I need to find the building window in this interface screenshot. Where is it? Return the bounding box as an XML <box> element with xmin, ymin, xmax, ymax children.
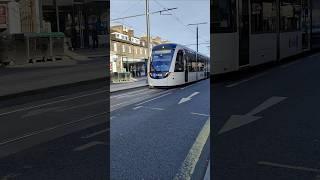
<box><xmin>251</xmin><ymin>0</ymin><xmax>277</xmax><ymax>33</ymax></box>
<box><xmin>122</xmin><ymin>44</ymin><xmax>125</xmax><ymax>52</ymax></box>
<box><xmin>144</xmin><ymin>49</ymin><xmax>147</xmax><ymax>55</ymax></box>
<box><xmin>135</xmin><ymin>47</ymin><xmax>138</xmax><ymax>54</ymax></box>
<box><xmin>114</xmin><ymin>43</ymin><xmax>117</xmax><ymax>52</ymax></box>
<box><xmin>140</xmin><ymin>48</ymin><xmax>142</xmax><ymax>54</ymax></box>
<box><xmin>129</xmin><ymin>46</ymin><xmax>132</xmax><ymax>53</ymax></box>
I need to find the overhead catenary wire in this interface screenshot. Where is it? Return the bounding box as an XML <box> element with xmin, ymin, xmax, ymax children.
<box><xmin>112</xmin><ymin>0</ymin><xmax>144</xmax><ymax>19</ymax></box>
<box><xmin>152</xmin><ymin>0</ymin><xmax>209</xmax><ymax>43</ymax></box>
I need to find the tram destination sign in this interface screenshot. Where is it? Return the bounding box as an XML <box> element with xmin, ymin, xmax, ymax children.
<box><xmin>153</xmin><ymin>49</ymin><xmax>172</xmax><ymax>54</ymax></box>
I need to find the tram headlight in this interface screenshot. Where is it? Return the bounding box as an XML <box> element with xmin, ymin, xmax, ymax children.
<box><xmin>164</xmin><ymin>72</ymin><xmax>170</xmax><ymax>78</ymax></box>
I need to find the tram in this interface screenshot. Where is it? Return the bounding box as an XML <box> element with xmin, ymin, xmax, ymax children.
<box><xmin>212</xmin><ymin>0</ymin><xmax>320</xmax><ymax>75</ymax></box>
<box><xmin>148</xmin><ymin>43</ymin><xmax>210</xmax><ymax>87</ymax></box>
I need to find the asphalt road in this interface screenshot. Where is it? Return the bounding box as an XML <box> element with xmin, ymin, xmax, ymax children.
<box><xmin>111</xmin><ymin>79</ymin><xmax>210</xmax><ymax>179</ymax></box>
<box><xmin>212</xmin><ymin>53</ymin><xmax>320</xmax><ymax>180</ymax></box>
<box><xmin>0</xmin><ymin>81</ymin><xmax>109</xmax><ymax>180</ymax></box>
<box><xmin>0</xmin><ymin>76</ymin><xmax>210</xmax><ymax>179</ymax></box>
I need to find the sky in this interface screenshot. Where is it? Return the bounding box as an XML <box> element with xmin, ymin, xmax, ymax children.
<box><xmin>110</xmin><ymin>0</ymin><xmax>210</xmax><ymax>56</ymax></box>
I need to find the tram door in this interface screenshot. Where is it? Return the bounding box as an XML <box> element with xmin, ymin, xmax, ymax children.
<box><xmin>239</xmin><ymin>0</ymin><xmax>250</xmax><ymax>66</ymax></box>
<box><xmin>184</xmin><ymin>52</ymin><xmax>188</xmax><ymax>83</ymax></box>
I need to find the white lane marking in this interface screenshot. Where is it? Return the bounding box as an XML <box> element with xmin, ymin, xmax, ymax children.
<box><xmin>1</xmin><ymin>173</ymin><xmax>21</xmax><ymax>179</ymax></box>
<box><xmin>204</xmin><ymin>161</ymin><xmax>210</xmax><ymax>180</ymax></box>
<box><xmin>0</xmin><ymin>90</ymin><xmax>107</xmax><ymax>117</ymax></box>
<box><xmin>136</xmin><ymin>92</ymin><xmax>172</xmax><ymax>106</ymax></box>
<box><xmin>178</xmin><ymin>92</ymin><xmax>200</xmax><ymax>104</ymax></box>
<box><xmin>181</xmin><ymin>83</ymin><xmax>196</xmax><ymax>90</ymax></box>
<box><xmin>150</xmin><ymin>107</ymin><xmax>164</xmax><ymax>111</ymax></box>
<box><xmin>81</xmin><ymin>129</ymin><xmax>108</xmax><ymax>139</ymax></box>
<box><xmin>111</xmin><ymin>89</ymin><xmax>156</xmax><ymax>99</ymax></box>
<box><xmin>73</xmin><ymin>141</ymin><xmax>106</xmax><ymax>151</ymax></box>
<box><xmin>219</xmin><ymin>96</ymin><xmax>287</xmax><ymax>134</ymax></box>
<box><xmin>133</xmin><ymin>106</ymin><xmax>143</xmax><ymax>110</ymax></box>
<box><xmin>226</xmin><ymin>72</ymin><xmax>267</xmax><ymax>88</ymax></box>
<box><xmin>308</xmin><ymin>54</ymin><xmax>320</xmax><ymax>59</ymax></box>
<box><xmin>174</xmin><ymin>118</ymin><xmax>210</xmax><ymax>180</ymax></box>
<box><xmin>57</xmin><ymin>99</ymin><xmax>107</xmax><ymax>112</ymax></box>
<box><xmin>258</xmin><ymin>161</ymin><xmax>320</xmax><ymax>173</ymax></box>
<box><xmin>21</xmin><ymin>106</ymin><xmax>62</xmax><ymax>118</ymax></box>
<box><xmin>0</xmin><ymin>112</ymin><xmax>107</xmax><ymax>146</ymax></box>
<box><xmin>191</xmin><ymin>112</ymin><xmax>210</xmax><ymax>117</ymax></box>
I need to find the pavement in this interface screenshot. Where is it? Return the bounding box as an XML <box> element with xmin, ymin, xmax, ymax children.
<box><xmin>212</xmin><ymin>53</ymin><xmax>320</xmax><ymax>180</ymax></box>
<box><xmin>0</xmin><ymin>56</ymin><xmax>107</xmax><ymax>98</ymax></box>
<box><xmin>110</xmin><ymin>76</ymin><xmax>147</xmax><ymax>92</ymax></box>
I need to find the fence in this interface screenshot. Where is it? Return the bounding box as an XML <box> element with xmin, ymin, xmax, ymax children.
<box><xmin>0</xmin><ymin>32</ymin><xmax>65</xmax><ymax>65</ymax></box>
<box><xmin>111</xmin><ymin>72</ymin><xmax>131</xmax><ymax>83</ymax></box>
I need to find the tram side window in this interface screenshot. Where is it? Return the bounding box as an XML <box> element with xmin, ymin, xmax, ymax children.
<box><xmin>189</xmin><ymin>53</ymin><xmax>197</xmax><ymax>72</ymax></box>
<box><xmin>175</xmin><ymin>50</ymin><xmax>184</xmax><ymax>72</ymax></box>
<box><xmin>280</xmin><ymin>0</ymin><xmax>301</xmax><ymax>32</ymax></box>
<box><xmin>201</xmin><ymin>57</ymin><xmax>205</xmax><ymax>71</ymax></box>
<box><xmin>213</xmin><ymin>0</ymin><xmax>237</xmax><ymax>33</ymax></box>
<box><xmin>251</xmin><ymin>0</ymin><xmax>277</xmax><ymax>33</ymax></box>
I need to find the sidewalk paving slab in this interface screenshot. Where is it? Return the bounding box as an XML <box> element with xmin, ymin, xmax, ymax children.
<box><xmin>110</xmin><ymin>77</ymin><xmax>148</xmax><ymax>93</ymax></box>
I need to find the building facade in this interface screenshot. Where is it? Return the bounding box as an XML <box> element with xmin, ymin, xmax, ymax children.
<box><xmin>110</xmin><ymin>24</ymin><xmax>169</xmax><ymax>77</ymax></box>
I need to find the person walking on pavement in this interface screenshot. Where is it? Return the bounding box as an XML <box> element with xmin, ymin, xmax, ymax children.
<box><xmin>71</xmin><ymin>25</ymin><xmax>77</xmax><ymax>51</ymax></box>
<box><xmin>92</xmin><ymin>26</ymin><xmax>99</xmax><ymax>49</ymax></box>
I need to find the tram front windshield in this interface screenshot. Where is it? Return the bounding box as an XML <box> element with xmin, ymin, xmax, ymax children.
<box><xmin>150</xmin><ymin>49</ymin><xmax>174</xmax><ymax>73</ymax></box>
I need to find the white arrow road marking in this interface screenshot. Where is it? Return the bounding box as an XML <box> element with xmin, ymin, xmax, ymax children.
<box><xmin>219</xmin><ymin>96</ymin><xmax>287</xmax><ymax>134</ymax></box>
<box><xmin>73</xmin><ymin>141</ymin><xmax>106</xmax><ymax>151</ymax></box>
<box><xmin>178</xmin><ymin>92</ymin><xmax>200</xmax><ymax>104</ymax></box>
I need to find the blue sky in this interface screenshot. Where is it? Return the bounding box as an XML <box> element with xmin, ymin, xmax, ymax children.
<box><xmin>111</xmin><ymin>0</ymin><xmax>210</xmax><ymax>56</ymax></box>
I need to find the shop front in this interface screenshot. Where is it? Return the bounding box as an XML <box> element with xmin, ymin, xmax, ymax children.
<box><xmin>42</xmin><ymin>0</ymin><xmax>107</xmax><ymax>49</ymax></box>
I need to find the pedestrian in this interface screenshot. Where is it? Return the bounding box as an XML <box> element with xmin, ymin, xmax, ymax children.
<box><xmin>71</xmin><ymin>26</ymin><xmax>77</xmax><ymax>51</ymax></box>
<box><xmin>138</xmin><ymin>66</ymin><xmax>141</xmax><ymax>77</ymax></box>
<box><xmin>92</xmin><ymin>26</ymin><xmax>98</xmax><ymax>49</ymax></box>
<box><xmin>133</xmin><ymin>65</ymin><xmax>137</xmax><ymax>78</ymax></box>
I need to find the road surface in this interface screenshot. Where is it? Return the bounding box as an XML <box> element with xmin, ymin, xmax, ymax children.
<box><xmin>212</xmin><ymin>53</ymin><xmax>320</xmax><ymax>180</ymax></box>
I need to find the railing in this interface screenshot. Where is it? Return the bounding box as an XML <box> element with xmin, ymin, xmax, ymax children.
<box><xmin>111</xmin><ymin>72</ymin><xmax>131</xmax><ymax>83</ymax></box>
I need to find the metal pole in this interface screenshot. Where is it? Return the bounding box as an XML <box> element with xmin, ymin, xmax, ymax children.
<box><xmin>54</xmin><ymin>0</ymin><xmax>60</xmax><ymax>32</ymax></box>
<box><xmin>196</xmin><ymin>25</ymin><xmax>199</xmax><ymax>52</ymax></box>
<box><xmin>38</xmin><ymin>0</ymin><xmax>43</xmax><ymax>32</ymax></box>
<box><xmin>146</xmin><ymin>0</ymin><xmax>150</xmax><ymax>82</ymax></box>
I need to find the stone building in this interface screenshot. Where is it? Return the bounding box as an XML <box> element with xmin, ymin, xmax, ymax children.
<box><xmin>110</xmin><ymin>24</ymin><xmax>169</xmax><ymax>77</ymax></box>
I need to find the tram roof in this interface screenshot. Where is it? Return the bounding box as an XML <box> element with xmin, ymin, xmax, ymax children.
<box><xmin>153</xmin><ymin>43</ymin><xmax>209</xmax><ymax>59</ymax></box>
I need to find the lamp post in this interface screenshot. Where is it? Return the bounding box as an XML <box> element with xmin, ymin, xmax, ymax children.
<box><xmin>145</xmin><ymin>0</ymin><xmax>150</xmax><ymax>83</ymax></box>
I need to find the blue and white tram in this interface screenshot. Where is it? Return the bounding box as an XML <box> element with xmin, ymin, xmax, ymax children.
<box><xmin>148</xmin><ymin>43</ymin><xmax>209</xmax><ymax>87</ymax></box>
<box><xmin>212</xmin><ymin>0</ymin><xmax>319</xmax><ymax>75</ymax></box>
